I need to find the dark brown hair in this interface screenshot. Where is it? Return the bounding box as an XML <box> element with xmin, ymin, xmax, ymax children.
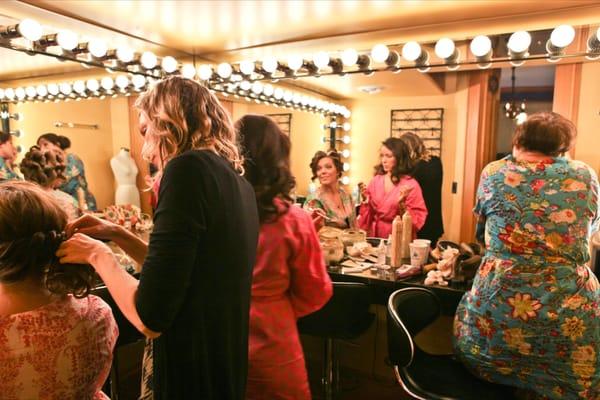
<box><xmin>236</xmin><ymin>114</ymin><xmax>295</xmax><ymax>224</ymax></box>
<box><xmin>0</xmin><ymin>181</ymin><xmax>94</xmax><ymax>297</ymax></box>
<box><xmin>310</xmin><ymin>150</ymin><xmax>343</xmax><ymax>181</ymax></box>
<box><xmin>400</xmin><ymin>132</ymin><xmax>430</xmax><ymax>162</ymax></box>
<box><xmin>0</xmin><ymin>132</ymin><xmax>12</xmax><ymax>145</ymax></box>
<box><xmin>375</xmin><ymin>137</ymin><xmax>415</xmax><ymax>183</ymax></box>
<box><xmin>135</xmin><ymin>76</ymin><xmax>243</xmax><ymax>173</ymax></box>
<box><xmin>512</xmin><ymin>112</ymin><xmax>576</xmax><ymax>157</ymax></box>
<box><xmin>20</xmin><ymin>146</ymin><xmax>66</xmax><ymax>188</ymax></box>
<box><xmin>37</xmin><ymin>133</ymin><xmax>71</xmax><ymax>150</ymax></box>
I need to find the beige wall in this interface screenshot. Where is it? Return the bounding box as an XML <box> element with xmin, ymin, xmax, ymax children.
<box><xmin>575</xmin><ymin>62</ymin><xmax>600</xmax><ymax>173</ymax></box>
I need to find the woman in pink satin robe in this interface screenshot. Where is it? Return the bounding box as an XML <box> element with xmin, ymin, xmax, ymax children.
<box><xmin>237</xmin><ymin>114</ymin><xmax>333</xmax><ymax>400</ymax></box>
<box><xmin>358</xmin><ymin>137</ymin><xmax>428</xmax><ymax>239</ymax></box>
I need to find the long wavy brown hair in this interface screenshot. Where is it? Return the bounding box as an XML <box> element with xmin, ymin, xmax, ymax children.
<box><xmin>0</xmin><ymin>181</ymin><xmax>94</xmax><ymax>298</ymax></box>
<box><xmin>135</xmin><ymin>76</ymin><xmax>243</xmax><ymax>173</ymax></box>
<box><xmin>20</xmin><ymin>146</ymin><xmax>66</xmax><ymax>188</ymax></box>
<box><xmin>236</xmin><ymin>114</ymin><xmax>295</xmax><ymax>224</ymax></box>
<box><xmin>374</xmin><ymin>137</ymin><xmax>415</xmax><ymax>183</ymax></box>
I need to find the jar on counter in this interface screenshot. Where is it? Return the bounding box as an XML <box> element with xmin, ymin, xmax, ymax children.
<box><xmin>320</xmin><ymin>237</ymin><xmax>344</xmax><ymax>266</ymax></box>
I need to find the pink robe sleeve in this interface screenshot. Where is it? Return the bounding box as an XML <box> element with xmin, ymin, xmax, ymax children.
<box><xmin>289</xmin><ymin>210</ymin><xmax>333</xmax><ymax>318</ymax></box>
<box><xmin>406</xmin><ymin>180</ymin><xmax>428</xmax><ymax>232</ymax></box>
<box><xmin>357</xmin><ymin>179</ymin><xmax>376</xmax><ymax>233</ymax></box>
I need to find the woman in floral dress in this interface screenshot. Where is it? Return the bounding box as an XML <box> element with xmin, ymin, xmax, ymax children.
<box><xmin>454</xmin><ymin>112</ymin><xmax>600</xmax><ymax>399</ymax></box>
<box><xmin>0</xmin><ymin>132</ymin><xmax>20</xmax><ymax>181</ymax></box>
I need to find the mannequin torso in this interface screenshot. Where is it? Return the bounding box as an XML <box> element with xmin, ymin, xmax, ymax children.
<box><xmin>110</xmin><ymin>148</ymin><xmax>140</xmax><ymax>207</ymax></box>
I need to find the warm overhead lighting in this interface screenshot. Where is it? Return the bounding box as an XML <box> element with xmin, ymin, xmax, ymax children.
<box><xmin>313</xmin><ymin>51</ymin><xmax>330</xmax><ymax>69</ymax></box>
<box><xmin>341</xmin><ymin>176</ymin><xmax>350</xmax><ymax>185</ymax></box>
<box><xmin>239</xmin><ymin>60</ymin><xmax>255</xmax><ymax>75</ymax></box>
<box><xmin>197</xmin><ymin>65</ymin><xmax>213</xmax><ymax>80</ymax></box>
<box><xmin>287</xmin><ymin>54</ymin><xmax>304</xmax><ymax>71</ymax></box>
<box><xmin>273</xmin><ymin>87</ymin><xmax>284</xmax><ymax>99</ymax></box>
<box><xmin>240</xmin><ymin>80</ymin><xmax>252</xmax><ymax>91</ymax></box>
<box><xmin>56</xmin><ymin>30</ymin><xmax>78</xmax><ymax>51</ymax></box>
<box><xmin>343</xmin><ymin>163</ymin><xmax>350</xmax><ymax>172</ymax></box>
<box><xmin>263</xmin><ymin>84</ymin><xmax>274</xmax><ymax>96</ymax></box>
<box><xmin>132</xmin><ymin>74</ymin><xmax>146</xmax><ymax>88</ymax></box>
<box><xmin>341</xmin><ymin>149</ymin><xmax>350</xmax><ymax>158</ymax></box>
<box><xmin>505</xmin><ymin>67</ymin><xmax>526</xmax><ymax>120</ymax></box>
<box><xmin>140</xmin><ymin>51</ymin><xmax>158</xmax><ymax>69</ymax></box>
<box><xmin>342</xmin><ymin>122</ymin><xmax>351</xmax><ymax>131</ymax></box>
<box><xmin>547</xmin><ymin>25</ymin><xmax>575</xmax><ymax>61</ymax></box>
<box><xmin>59</xmin><ymin>82</ymin><xmax>72</xmax><ymax>95</ymax></box>
<box><xmin>73</xmin><ymin>80</ymin><xmax>86</xmax><ymax>94</ymax></box>
<box><xmin>4</xmin><ymin>88</ymin><xmax>15</xmax><ymax>100</ymax></box>
<box><xmin>161</xmin><ymin>56</ymin><xmax>178</xmax><ymax>73</ymax></box>
<box><xmin>341</xmin><ymin>48</ymin><xmax>359</xmax><ymax>66</ymax></box>
<box><xmin>86</xmin><ymin>79</ymin><xmax>100</xmax><ymax>92</ymax></box>
<box><xmin>371</xmin><ymin>43</ymin><xmax>399</xmax><ymax>67</ymax></box>
<box><xmin>47</xmin><ymin>84</ymin><xmax>59</xmax><ymax>96</ymax></box>
<box><xmin>0</xmin><ymin>18</ymin><xmax>43</xmax><ymax>41</ymax></box>
<box><xmin>181</xmin><ymin>64</ymin><xmax>196</xmax><ymax>79</ymax></box>
<box><xmin>251</xmin><ymin>81</ymin><xmax>263</xmax><ymax>94</ymax></box>
<box><xmin>217</xmin><ymin>63</ymin><xmax>233</xmax><ymax>79</ymax></box>
<box><xmin>88</xmin><ymin>39</ymin><xmax>108</xmax><ymax>58</ymax></box>
<box><xmin>342</xmin><ymin>135</ymin><xmax>351</xmax><ymax>144</ymax></box>
<box><xmin>435</xmin><ymin>38</ymin><xmax>460</xmax><ymax>69</ymax></box>
<box><xmin>116</xmin><ymin>46</ymin><xmax>135</xmax><ymax>63</ymax></box>
<box><xmin>470</xmin><ymin>35</ymin><xmax>493</xmax><ymax>68</ymax></box>
<box><xmin>15</xmin><ymin>87</ymin><xmax>26</xmax><ymax>100</ymax></box>
<box><xmin>402</xmin><ymin>41</ymin><xmax>422</xmax><ymax>62</ymax></box>
<box><xmin>115</xmin><ymin>75</ymin><xmax>129</xmax><ymax>89</ymax></box>
<box><xmin>261</xmin><ymin>56</ymin><xmax>278</xmax><ymax>74</ymax></box>
<box><xmin>507</xmin><ymin>31</ymin><xmax>531</xmax><ymax>66</ymax></box>
<box><xmin>25</xmin><ymin>86</ymin><xmax>37</xmax><ymax>98</ymax></box>
<box><xmin>101</xmin><ymin>77</ymin><xmax>115</xmax><ymax>90</ymax></box>
<box><xmin>36</xmin><ymin>85</ymin><xmax>48</xmax><ymax>97</ymax></box>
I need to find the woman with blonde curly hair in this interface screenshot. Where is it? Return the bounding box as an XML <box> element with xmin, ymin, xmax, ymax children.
<box><xmin>58</xmin><ymin>76</ymin><xmax>259</xmax><ymax>400</ymax></box>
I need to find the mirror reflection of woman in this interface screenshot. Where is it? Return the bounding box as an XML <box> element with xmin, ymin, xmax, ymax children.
<box><xmin>303</xmin><ymin>150</ymin><xmax>357</xmax><ymax>229</ymax></box>
<box><xmin>358</xmin><ymin>137</ymin><xmax>427</xmax><ymax>239</ymax></box>
<box><xmin>0</xmin><ymin>132</ymin><xmax>20</xmax><ymax>181</ymax></box>
<box><xmin>20</xmin><ymin>145</ymin><xmax>81</xmax><ymax>221</ymax></box>
<box><xmin>37</xmin><ymin>133</ymin><xmax>97</xmax><ymax>211</ymax></box>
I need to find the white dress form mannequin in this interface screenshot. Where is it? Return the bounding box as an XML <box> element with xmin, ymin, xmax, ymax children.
<box><xmin>110</xmin><ymin>148</ymin><xmax>141</xmax><ymax>207</ymax></box>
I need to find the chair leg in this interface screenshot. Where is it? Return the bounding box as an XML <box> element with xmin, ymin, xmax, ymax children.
<box><xmin>333</xmin><ymin>340</ymin><xmax>340</xmax><ymax>397</ymax></box>
<box><xmin>322</xmin><ymin>338</ymin><xmax>334</xmax><ymax>400</ymax></box>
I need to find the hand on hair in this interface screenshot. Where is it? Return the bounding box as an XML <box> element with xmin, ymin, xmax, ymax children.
<box><xmin>358</xmin><ymin>182</ymin><xmax>368</xmax><ymax>203</ymax></box>
<box><xmin>66</xmin><ymin>213</ymin><xmax>120</xmax><ymax>241</ymax></box>
<box><xmin>56</xmin><ymin>233</ymin><xmax>112</xmax><ymax>266</ymax></box>
<box><xmin>397</xmin><ymin>186</ymin><xmax>413</xmax><ymax>214</ymax></box>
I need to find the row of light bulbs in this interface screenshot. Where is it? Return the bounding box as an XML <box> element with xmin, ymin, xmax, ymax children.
<box><xmin>322</xmin><ymin>117</ymin><xmax>352</xmax><ymax>185</ymax></box>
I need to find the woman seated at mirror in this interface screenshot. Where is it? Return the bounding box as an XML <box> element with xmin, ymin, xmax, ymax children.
<box><xmin>358</xmin><ymin>137</ymin><xmax>427</xmax><ymax>239</ymax></box>
<box><xmin>303</xmin><ymin>150</ymin><xmax>357</xmax><ymax>229</ymax></box>
<box><xmin>0</xmin><ymin>181</ymin><xmax>117</xmax><ymax>400</ymax></box>
<box><xmin>37</xmin><ymin>133</ymin><xmax>98</xmax><ymax>211</ymax></box>
<box><xmin>20</xmin><ymin>145</ymin><xmax>81</xmax><ymax>221</ymax></box>
<box><xmin>0</xmin><ymin>132</ymin><xmax>20</xmax><ymax>181</ymax></box>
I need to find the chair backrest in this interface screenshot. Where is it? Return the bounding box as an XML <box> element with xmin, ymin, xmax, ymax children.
<box><xmin>90</xmin><ymin>285</ymin><xmax>144</xmax><ymax>347</ymax></box>
<box><xmin>386</xmin><ymin>287</ymin><xmax>440</xmax><ymax>368</ymax></box>
<box><xmin>298</xmin><ymin>281</ymin><xmax>372</xmax><ymax>339</ymax></box>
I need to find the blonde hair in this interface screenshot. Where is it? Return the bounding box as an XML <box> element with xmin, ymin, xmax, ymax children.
<box><xmin>135</xmin><ymin>76</ymin><xmax>243</xmax><ymax>173</ymax></box>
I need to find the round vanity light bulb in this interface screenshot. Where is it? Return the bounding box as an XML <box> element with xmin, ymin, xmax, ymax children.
<box><xmin>287</xmin><ymin>54</ymin><xmax>303</xmax><ymax>71</ymax></box>
<box><xmin>273</xmin><ymin>87</ymin><xmax>284</xmax><ymax>99</ymax></box>
<box><xmin>550</xmin><ymin>25</ymin><xmax>575</xmax><ymax>49</ymax></box>
<box><xmin>36</xmin><ymin>85</ymin><xmax>48</xmax><ymax>97</ymax></box>
<box><xmin>300</xmin><ymin>96</ymin><xmax>310</xmax><ymax>106</ymax></box>
<box><xmin>85</xmin><ymin>79</ymin><xmax>99</xmax><ymax>92</ymax></box>
<box><xmin>342</xmin><ymin>122</ymin><xmax>351</xmax><ymax>131</ymax></box>
<box><xmin>343</xmin><ymin>163</ymin><xmax>350</xmax><ymax>172</ymax></box>
<box><xmin>341</xmin><ymin>176</ymin><xmax>350</xmax><ymax>185</ymax></box>
<box><xmin>341</xmin><ymin>48</ymin><xmax>359</xmax><ymax>66</ymax></box>
<box><xmin>343</xmin><ymin>109</ymin><xmax>351</xmax><ymax>118</ymax></box>
<box><xmin>25</xmin><ymin>86</ymin><xmax>37</xmax><ymax>98</ymax></box>
<box><xmin>0</xmin><ymin>89</ymin><xmax>4</xmax><ymax>100</ymax></box>
<box><xmin>101</xmin><ymin>77</ymin><xmax>114</xmax><ymax>90</ymax></box>
<box><xmin>140</xmin><ymin>51</ymin><xmax>158</xmax><ymax>69</ymax></box>
<box><xmin>342</xmin><ymin>149</ymin><xmax>350</xmax><ymax>158</ymax></box>
<box><xmin>73</xmin><ymin>80</ymin><xmax>86</xmax><ymax>94</ymax></box>
<box><xmin>132</xmin><ymin>75</ymin><xmax>146</xmax><ymax>88</ymax></box>
<box><xmin>342</xmin><ymin>135</ymin><xmax>351</xmax><ymax>144</ymax></box>
<box><xmin>312</xmin><ymin>51</ymin><xmax>330</xmax><ymax>69</ymax></box>
<box><xmin>435</xmin><ymin>38</ymin><xmax>456</xmax><ymax>59</ymax></box>
<box><xmin>402</xmin><ymin>41</ymin><xmax>422</xmax><ymax>62</ymax></box>
<box><xmin>181</xmin><ymin>64</ymin><xmax>196</xmax><ymax>79</ymax></box>
<box><xmin>59</xmin><ymin>83</ymin><xmax>72</xmax><ymax>95</ymax></box>
<box><xmin>292</xmin><ymin>94</ymin><xmax>302</xmax><ymax>104</ymax></box>
<box><xmin>116</xmin><ymin>46</ymin><xmax>134</xmax><ymax>63</ymax></box>
<box><xmin>470</xmin><ymin>35</ymin><xmax>492</xmax><ymax>57</ymax></box>
<box><xmin>217</xmin><ymin>63</ymin><xmax>233</xmax><ymax>79</ymax></box>
<box><xmin>47</xmin><ymin>84</ymin><xmax>59</xmax><ymax>96</ymax></box>
<box><xmin>88</xmin><ymin>39</ymin><xmax>108</xmax><ymax>58</ymax></box>
<box><xmin>4</xmin><ymin>88</ymin><xmax>15</xmax><ymax>99</ymax></box>
<box><xmin>508</xmin><ymin>31</ymin><xmax>531</xmax><ymax>54</ymax></box>
<box><xmin>263</xmin><ymin>84</ymin><xmax>274</xmax><ymax>97</ymax></box>
<box><xmin>115</xmin><ymin>75</ymin><xmax>129</xmax><ymax>89</ymax></box>
<box><xmin>283</xmin><ymin>90</ymin><xmax>293</xmax><ymax>102</ymax></box>
<box><xmin>57</xmin><ymin>30</ymin><xmax>78</xmax><ymax>51</ymax></box>
<box><xmin>262</xmin><ymin>56</ymin><xmax>278</xmax><ymax>73</ymax></box>
<box><xmin>240</xmin><ymin>80</ymin><xmax>252</xmax><ymax>91</ymax></box>
<box><xmin>18</xmin><ymin>19</ymin><xmax>43</xmax><ymax>41</ymax></box>
<box><xmin>371</xmin><ymin>44</ymin><xmax>390</xmax><ymax>63</ymax></box>
<box><xmin>239</xmin><ymin>60</ymin><xmax>255</xmax><ymax>75</ymax></box>
<box><xmin>251</xmin><ymin>81</ymin><xmax>263</xmax><ymax>94</ymax></box>
<box><xmin>14</xmin><ymin>87</ymin><xmax>25</xmax><ymax>100</ymax></box>
<box><xmin>161</xmin><ymin>56</ymin><xmax>178</xmax><ymax>73</ymax></box>
<box><xmin>197</xmin><ymin>65</ymin><xmax>213</xmax><ymax>80</ymax></box>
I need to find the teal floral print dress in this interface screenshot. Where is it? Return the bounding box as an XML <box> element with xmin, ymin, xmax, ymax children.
<box><xmin>59</xmin><ymin>153</ymin><xmax>97</xmax><ymax>211</ymax></box>
<box><xmin>454</xmin><ymin>155</ymin><xmax>600</xmax><ymax>399</ymax></box>
<box><xmin>0</xmin><ymin>157</ymin><xmax>20</xmax><ymax>181</ymax></box>
<box><xmin>304</xmin><ymin>187</ymin><xmax>357</xmax><ymax>229</ymax></box>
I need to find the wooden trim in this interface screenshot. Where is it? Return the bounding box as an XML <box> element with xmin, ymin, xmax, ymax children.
<box><xmin>127</xmin><ymin>96</ymin><xmax>153</xmax><ymax>215</ymax></box>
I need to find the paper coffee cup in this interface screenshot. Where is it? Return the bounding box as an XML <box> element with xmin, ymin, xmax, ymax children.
<box><xmin>410</xmin><ymin>242</ymin><xmax>430</xmax><ymax>267</ymax></box>
<box><xmin>413</xmin><ymin>239</ymin><xmax>431</xmax><ymax>248</ymax></box>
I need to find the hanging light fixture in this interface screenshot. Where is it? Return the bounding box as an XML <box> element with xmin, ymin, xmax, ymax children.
<box><xmin>504</xmin><ymin>67</ymin><xmax>526</xmax><ymax>120</ymax></box>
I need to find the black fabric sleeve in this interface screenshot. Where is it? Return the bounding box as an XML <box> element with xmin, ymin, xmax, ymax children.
<box><xmin>135</xmin><ymin>154</ymin><xmax>207</xmax><ymax>332</ymax></box>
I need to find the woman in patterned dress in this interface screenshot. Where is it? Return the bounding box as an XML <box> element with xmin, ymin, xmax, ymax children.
<box><xmin>37</xmin><ymin>133</ymin><xmax>98</xmax><ymax>211</ymax></box>
<box><xmin>0</xmin><ymin>132</ymin><xmax>20</xmax><ymax>181</ymax></box>
<box><xmin>304</xmin><ymin>150</ymin><xmax>357</xmax><ymax>229</ymax></box>
<box><xmin>0</xmin><ymin>181</ymin><xmax>117</xmax><ymax>400</ymax></box>
<box><xmin>237</xmin><ymin>114</ymin><xmax>332</xmax><ymax>400</ymax></box>
<box><xmin>453</xmin><ymin>112</ymin><xmax>600</xmax><ymax>399</ymax></box>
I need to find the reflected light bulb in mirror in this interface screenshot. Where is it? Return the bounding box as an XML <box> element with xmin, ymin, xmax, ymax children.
<box><xmin>251</xmin><ymin>81</ymin><xmax>263</xmax><ymax>94</ymax></box>
<box><xmin>240</xmin><ymin>80</ymin><xmax>251</xmax><ymax>91</ymax></box>
<box><xmin>116</xmin><ymin>46</ymin><xmax>134</xmax><ymax>63</ymax></box>
<box><xmin>15</xmin><ymin>87</ymin><xmax>25</xmax><ymax>100</ymax></box>
<box><xmin>262</xmin><ymin>56</ymin><xmax>278</xmax><ymax>73</ymax></box>
<box><xmin>181</xmin><ymin>64</ymin><xmax>196</xmax><ymax>79</ymax></box>
<box><xmin>18</xmin><ymin>19</ymin><xmax>43</xmax><ymax>41</ymax></box>
<box><xmin>0</xmin><ymin>89</ymin><xmax>4</xmax><ymax>100</ymax></box>
<box><xmin>516</xmin><ymin>112</ymin><xmax>528</xmax><ymax>125</ymax></box>
<box><xmin>435</xmin><ymin>38</ymin><xmax>455</xmax><ymax>59</ymax></box>
<box><xmin>25</xmin><ymin>86</ymin><xmax>37</xmax><ymax>98</ymax></box>
<box><xmin>470</xmin><ymin>35</ymin><xmax>492</xmax><ymax>57</ymax></box>
<box><xmin>88</xmin><ymin>39</ymin><xmax>108</xmax><ymax>58</ymax></box>
<box><xmin>101</xmin><ymin>77</ymin><xmax>114</xmax><ymax>90</ymax></box>
<box><xmin>508</xmin><ymin>31</ymin><xmax>531</xmax><ymax>54</ymax></box>
<box><xmin>342</xmin><ymin>135</ymin><xmax>351</xmax><ymax>144</ymax></box>
<box><xmin>161</xmin><ymin>56</ymin><xmax>178</xmax><ymax>73</ymax></box>
<box><xmin>287</xmin><ymin>54</ymin><xmax>303</xmax><ymax>71</ymax></box>
<box><xmin>273</xmin><ymin>88</ymin><xmax>284</xmax><ymax>99</ymax></box>
<box><xmin>36</xmin><ymin>85</ymin><xmax>48</xmax><ymax>97</ymax></box>
<box><xmin>239</xmin><ymin>60</ymin><xmax>255</xmax><ymax>75</ymax></box>
<box><xmin>283</xmin><ymin>90</ymin><xmax>293</xmax><ymax>102</ymax></box>
<box><xmin>115</xmin><ymin>75</ymin><xmax>129</xmax><ymax>89</ymax></box>
<box><xmin>402</xmin><ymin>41</ymin><xmax>422</xmax><ymax>62</ymax></box>
<box><xmin>371</xmin><ymin>44</ymin><xmax>390</xmax><ymax>63</ymax></box>
<box><xmin>313</xmin><ymin>51</ymin><xmax>330</xmax><ymax>69</ymax></box>
<box><xmin>4</xmin><ymin>88</ymin><xmax>15</xmax><ymax>99</ymax></box>
<box><xmin>197</xmin><ymin>65</ymin><xmax>213</xmax><ymax>80</ymax></box>
<box><xmin>343</xmin><ymin>163</ymin><xmax>350</xmax><ymax>172</ymax></box>
<box><xmin>73</xmin><ymin>80</ymin><xmax>86</xmax><ymax>94</ymax></box>
<box><xmin>342</xmin><ymin>122</ymin><xmax>351</xmax><ymax>131</ymax></box>
<box><xmin>550</xmin><ymin>25</ymin><xmax>575</xmax><ymax>49</ymax></box>
<box><xmin>263</xmin><ymin>84</ymin><xmax>274</xmax><ymax>97</ymax></box>
<box><xmin>59</xmin><ymin>83</ymin><xmax>72</xmax><ymax>95</ymax></box>
<box><xmin>86</xmin><ymin>79</ymin><xmax>100</xmax><ymax>92</ymax></box>
<box><xmin>292</xmin><ymin>94</ymin><xmax>302</xmax><ymax>104</ymax></box>
<box><xmin>341</xmin><ymin>48</ymin><xmax>358</xmax><ymax>66</ymax></box>
<box><xmin>217</xmin><ymin>63</ymin><xmax>233</xmax><ymax>79</ymax></box>
<box><xmin>341</xmin><ymin>176</ymin><xmax>350</xmax><ymax>185</ymax></box>
<box><xmin>132</xmin><ymin>74</ymin><xmax>146</xmax><ymax>88</ymax></box>
<box><xmin>140</xmin><ymin>51</ymin><xmax>157</xmax><ymax>69</ymax></box>
<box><xmin>342</xmin><ymin>149</ymin><xmax>350</xmax><ymax>158</ymax></box>
<box><xmin>47</xmin><ymin>84</ymin><xmax>59</xmax><ymax>96</ymax></box>
<box><xmin>57</xmin><ymin>30</ymin><xmax>78</xmax><ymax>51</ymax></box>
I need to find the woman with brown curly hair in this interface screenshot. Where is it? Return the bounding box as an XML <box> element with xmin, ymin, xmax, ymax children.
<box><xmin>303</xmin><ymin>150</ymin><xmax>357</xmax><ymax>229</ymax></box>
<box><xmin>57</xmin><ymin>76</ymin><xmax>259</xmax><ymax>400</ymax></box>
<box><xmin>20</xmin><ymin>145</ymin><xmax>81</xmax><ymax>220</ymax></box>
<box><xmin>0</xmin><ymin>181</ymin><xmax>117</xmax><ymax>400</ymax></box>
<box><xmin>358</xmin><ymin>137</ymin><xmax>427</xmax><ymax>238</ymax></box>
<box><xmin>237</xmin><ymin>114</ymin><xmax>332</xmax><ymax>400</ymax></box>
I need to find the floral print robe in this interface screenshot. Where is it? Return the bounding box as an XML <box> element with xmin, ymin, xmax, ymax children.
<box><xmin>303</xmin><ymin>186</ymin><xmax>357</xmax><ymax>229</ymax></box>
<box><xmin>0</xmin><ymin>157</ymin><xmax>20</xmax><ymax>181</ymax></box>
<box><xmin>59</xmin><ymin>153</ymin><xmax>98</xmax><ymax>211</ymax></box>
<box><xmin>453</xmin><ymin>156</ymin><xmax>600</xmax><ymax>399</ymax></box>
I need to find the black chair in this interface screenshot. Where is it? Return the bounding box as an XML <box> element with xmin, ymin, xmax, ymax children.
<box><xmin>91</xmin><ymin>285</ymin><xmax>145</xmax><ymax>400</ymax></box>
<box><xmin>386</xmin><ymin>287</ymin><xmax>513</xmax><ymax>400</ymax></box>
<box><xmin>298</xmin><ymin>282</ymin><xmax>375</xmax><ymax>400</ymax></box>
